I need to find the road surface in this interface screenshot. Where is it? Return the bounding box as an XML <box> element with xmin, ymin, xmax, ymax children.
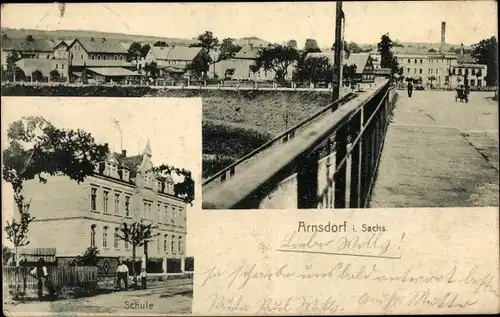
<box><xmin>3</xmin><ymin>281</ymin><xmax>192</xmax><ymax>316</ymax></box>
<box><xmin>371</xmin><ymin>90</ymin><xmax>498</xmax><ymax>207</ymax></box>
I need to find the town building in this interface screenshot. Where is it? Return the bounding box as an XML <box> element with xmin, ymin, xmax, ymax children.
<box><xmin>143</xmin><ymin>46</ymin><xmax>209</xmax><ymax>80</ymax></box>
<box><xmin>306</xmin><ymin>51</ymin><xmax>376</xmax><ymax>90</ymax></box>
<box><xmin>1</xmin><ymin>36</ymin><xmax>55</xmax><ymax>67</ymax></box>
<box><xmin>210</xmin><ymin>44</ymin><xmax>295</xmax><ymax>81</ymax></box>
<box><xmin>15</xmin><ymin>57</ymin><xmax>69</xmax><ymax>81</ymax></box>
<box><xmin>395</xmin><ymin>52</ymin><xmax>458</xmax><ymax>88</ymax></box>
<box><xmin>21</xmin><ymin>141</ymin><xmax>188</xmax><ymax>274</ymax></box>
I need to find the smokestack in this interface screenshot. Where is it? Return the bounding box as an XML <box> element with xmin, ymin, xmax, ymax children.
<box><xmin>441</xmin><ymin>22</ymin><xmax>446</xmax><ymax>49</ymax></box>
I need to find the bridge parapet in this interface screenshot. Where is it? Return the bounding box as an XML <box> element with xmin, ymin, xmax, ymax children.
<box><xmin>203</xmin><ymin>80</ymin><xmax>396</xmax><ymax>209</ymax></box>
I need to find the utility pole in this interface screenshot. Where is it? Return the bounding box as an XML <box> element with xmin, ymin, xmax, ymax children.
<box><xmin>332</xmin><ymin>1</ymin><xmax>344</xmax><ymax>105</ymax></box>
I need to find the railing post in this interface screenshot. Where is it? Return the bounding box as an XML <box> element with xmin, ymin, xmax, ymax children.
<box><xmin>349</xmin><ymin>109</ymin><xmax>363</xmax><ymax>208</ymax></box>
<box><xmin>297</xmin><ymin>151</ymin><xmax>319</xmax><ymax>208</ymax></box>
<box><xmin>334</xmin><ymin>124</ymin><xmax>349</xmax><ymax>208</ymax></box>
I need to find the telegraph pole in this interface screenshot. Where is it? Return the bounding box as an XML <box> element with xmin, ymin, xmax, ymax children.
<box><xmin>332</xmin><ymin>1</ymin><xmax>344</xmax><ymax>105</ymax></box>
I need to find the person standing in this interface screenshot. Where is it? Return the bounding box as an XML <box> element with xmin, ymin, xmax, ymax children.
<box><xmin>116</xmin><ymin>260</ymin><xmax>129</xmax><ymax>291</ymax></box>
<box><xmin>140</xmin><ymin>268</ymin><xmax>147</xmax><ymax>290</ymax></box>
<box><xmin>30</xmin><ymin>258</ymin><xmax>49</xmax><ymax>300</ymax></box>
<box><xmin>19</xmin><ymin>256</ymin><xmax>28</xmax><ymax>295</ymax></box>
<box><xmin>407</xmin><ymin>81</ymin><xmax>414</xmax><ymax>98</ymax></box>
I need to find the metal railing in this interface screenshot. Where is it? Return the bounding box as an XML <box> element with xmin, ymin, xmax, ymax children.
<box><xmin>202</xmin><ymin>80</ymin><xmax>397</xmax><ymax>209</ymax></box>
<box><xmin>203</xmin><ymin>92</ymin><xmax>357</xmax><ymax>187</ymax></box>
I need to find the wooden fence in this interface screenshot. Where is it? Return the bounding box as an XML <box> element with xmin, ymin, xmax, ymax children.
<box><xmin>3</xmin><ymin>266</ymin><xmax>98</xmax><ymax>292</ymax></box>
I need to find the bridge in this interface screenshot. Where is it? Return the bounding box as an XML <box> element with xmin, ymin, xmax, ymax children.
<box><xmin>202</xmin><ymin>79</ymin><xmax>499</xmax><ymax>209</ymax></box>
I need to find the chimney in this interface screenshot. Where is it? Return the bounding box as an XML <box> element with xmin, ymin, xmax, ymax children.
<box><xmin>441</xmin><ymin>22</ymin><xmax>446</xmax><ymax>49</ymax></box>
<box><xmin>122</xmin><ymin>149</ymin><xmax>127</xmax><ymax>157</ymax></box>
<box><xmin>460</xmin><ymin>43</ymin><xmax>464</xmax><ymax>58</ymax></box>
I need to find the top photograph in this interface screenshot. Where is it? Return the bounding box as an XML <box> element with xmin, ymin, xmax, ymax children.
<box><xmin>1</xmin><ymin>1</ymin><xmax>498</xmax><ymax>210</ymax></box>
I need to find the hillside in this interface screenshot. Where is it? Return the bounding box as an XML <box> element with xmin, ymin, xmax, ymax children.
<box><xmin>0</xmin><ymin>27</ymin><xmax>198</xmax><ymax>46</ymax></box>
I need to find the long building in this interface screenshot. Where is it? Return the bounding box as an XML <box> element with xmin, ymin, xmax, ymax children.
<box><xmin>21</xmin><ymin>141</ymin><xmax>188</xmax><ymax>274</ymax></box>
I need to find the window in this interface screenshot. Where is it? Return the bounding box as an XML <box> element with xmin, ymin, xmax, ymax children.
<box><xmin>125</xmin><ymin>196</ymin><xmax>130</xmax><ymax>216</ymax></box>
<box><xmin>91</xmin><ymin>187</ymin><xmax>97</xmax><ymax>211</ymax></box>
<box><xmin>465</xmin><ymin>69</ymin><xmax>469</xmax><ymax>76</ymax></box>
<box><xmin>114</xmin><ymin>193</ymin><xmax>120</xmax><ymax>214</ymax></box>
<box><xmin>157</xmin><ymin>238</ymin><xmax>160</xmax><ymax>252</ymax></box>
<box><xmin>436</xmin><ymin>69</ymin><xmax>439</xmax><ymax>75</ymax></box>
<box><xmin>477</xmin><ymin>79</ymin><xmax>482</xmax><ymax>86</ymax></box>
<box><xmin>458</xmin><ymin>69</ymin><xmax>462</xmax><ymax>75</ymax></box>
<box><xmin>164</xmin><ymin>204</ymin><xmax>168</xmax><ymax>223</ymax></box>
<box><xmin>414</xmin><ymin>68</ymin><xmax>417</xmax><ymax>74</ymax></box>
<box><xmin>470</xmin><ymin>79</ymin><xmax>475</xmax><ymax>86</ymax></box>
<box><xmin>114</xmin><ymin>228</ymin><xmax>119</xmax><ymax>248</ymax></box>
<box><xmin>407</xmin><ymin>68</ymin><xmax>410</xmax><ymax>73</ymax></box>
<box><xmin>471</xmin><ymin>69</ymin><xmax>475</xmax><ymax>75</ymax></box>
<box><xmin>143</xmin><ymin>201</ymin><xmax>147</xmax><ymax>219</ymax></box>
<box><xmin>407</xmin><ymin>59</ymin><xmax>411</xmax><ymax>63</ymax></box>
<box><xmin>103</xmin><ymin>190</ymin><xmax>109</xmax><ymax>213</ymax></box>
<box><xmin>90</xmin><ymin>225</ymin><xmax>96</xmax><ymax>247</ymax></box>
<box><xmin>62</xmin><ymin>64</ymin><xmax>64</xmax><ymax>69</ymax></box>
<box><xmin>125</xmin><ymin>240</ymin><xmax>129</xmax><ymax>250</ymax></box>
<box><xmin>158</xmin><ymin>203</ymin><xmax>161</xmax><ymax>221</ymax></box>
<box><xmin>178</xmin><ymin>236</ymin><xmax>182</xmax><ymax>254</ymax></box>
<box><xmin>414</xmin><ymin>59</ymin><xmax>417</xmax><ymax>63</ymax></box>
<box><xmin>80</xmin><ymin>54</ymin><xmax>83</xmax><ymax>59</ymax></box>
<box><xmin>419</xmin><ymin>69</ymin><xmax>423</xmax><ymax>74</ymax></box>
<box><xmin>92</xmin><ymin>55</ymin><xmax>95</xmax><ymax>60</ymax></box>
<box><xmin>420</xmin><ymin>59</ymin><xmax>423</xmax><ymax>64</ymax></box>
<box><xmin>103</xmin><ymin>226</ymin><xmax>108</xmax><ymax>248</ymax></box>
<box><xmin>56</xmin><ymin>64</ymin><xmax>58</xmax><ymax>69</ymax></box>
<box><xmin>164</xmin><ymin>235</ymin><xmax>167</xmax><ymax>252</ymax></box>
<box><xmin>171</xmin><ymin>235</ymin><xmax>175</xmax><ymax>253</ymax></box>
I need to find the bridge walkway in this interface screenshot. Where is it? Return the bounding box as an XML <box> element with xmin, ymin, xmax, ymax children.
<box><xmin>370</xmin><ymin>90</ymin><xmax>499</xmax><ymax>207</ymax></box>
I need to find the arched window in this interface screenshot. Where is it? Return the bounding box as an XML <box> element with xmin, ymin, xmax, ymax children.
<box><xmin>103</xmin><ymin>226</ymin><xmax>108</xmax><ymax>248</ymax></box>
<box><xmin>90</xmin><ymin>224</ymin><xmax>96</xmax><ymax>247</ymax></box>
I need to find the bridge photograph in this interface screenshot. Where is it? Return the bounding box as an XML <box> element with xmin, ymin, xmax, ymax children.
<box><xmin>1</xmin><ymin>2</ymin><xmax>498</xmax><ymax>212</ymax></box>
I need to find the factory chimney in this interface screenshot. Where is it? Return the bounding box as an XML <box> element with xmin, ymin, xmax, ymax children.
<box><xmin>441</xmin><ymin>22</ymin><xmax>446</xmax><ymax>50</ymax></box>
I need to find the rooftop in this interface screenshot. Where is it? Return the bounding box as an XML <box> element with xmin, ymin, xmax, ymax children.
<box><xmin>1</xmin><ymin>37</ymin><xmax>54</xmax><ymax>52</ymax></box>
<box><xmin>150</xmin><ymin>46</ymin><xmax>204</xmax><ymax>61</ymax></box>
<box><xmin>71</xmin><ymin>38</ymin><xmax>129</xmax><ymax>54</ymax></box>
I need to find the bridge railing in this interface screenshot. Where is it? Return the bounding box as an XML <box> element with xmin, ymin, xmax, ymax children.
<box><xmin>202</xmin><ymin>92</ymin><xmax>357</xmax><ymax>188</ymax></box>
<box><xmin>202</xmin><ymin>80</ymin><xmax>397</xmax><ymax>209</ymax></box>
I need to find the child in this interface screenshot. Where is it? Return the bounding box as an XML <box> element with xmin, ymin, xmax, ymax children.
<box><xmin>140</xmin><ymin>268</ymin><xmax>147</xmax><ymax>290</ymax></box>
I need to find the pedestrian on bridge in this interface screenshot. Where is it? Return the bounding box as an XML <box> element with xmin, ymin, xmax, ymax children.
<box><xmin>407</xmin><ymin>80</ymin><xmax>413</xmax><ymax>98</ymax></box>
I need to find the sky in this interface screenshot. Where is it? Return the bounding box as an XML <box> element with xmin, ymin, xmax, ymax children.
<box><xmin>1</xmin><ymin>1</ymin><xmax>497</xmax><ymax>48</ymax></box>
<box><xmin>1</xmin><ymin>97</ymin><xmax>202</xmax><ymax>255</ymax></box>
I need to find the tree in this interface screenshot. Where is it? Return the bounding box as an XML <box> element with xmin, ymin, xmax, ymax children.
<box><xmin>3</xmin><ymin>246</ymin><xmax>14</xmax><ymax>266</ymax></box>
<box><xmin>428</xmin><ymin>75</ymin><xmax>437</xmax><ymax>88</ymax></box>
<box><xmin>151</xmin><ymin>165</ymin><xmax>195</xmax><ymax>205</ymax></box>
<box><xmin>252</xmin><ymin>45</ymin><xmax>300</xmax><ymax>83</ymax></box>
<box><xmin>6</xmin><ymin>50</ymin><xmax>22</xmax><ymax>81</ymax></box>
<box><xmin>304</xmin><ymin>39</ymin><xmax>320</xmax><ymax>52</ymax></box>
<box><xmin>32</xmin><ymin>70</ymin><xmax>44</xmax><ymax>82</ymax></box>
<box><xmin>73</xmin><ymin>246</ymin><xmax>100</xmax><ymax>266</ymax></box>
<box><xmin>377</xmin><ymin>34</ymin><xmax>399</xmax><ymax>75</ymax></box>
<box><xmin>116</xmin><ymin>221</ymin><xmax>159</xmax><ymax>286</ymax></box>
<box><xmin>224</xmin><ymin>68</ymin><xmax>235</xmax><ymax>79</ymax></box>
<box><xmin>286</xmin><ymin>40</ymin><xmax>298</xmax><ymax>49</ymax></box>
<box><xmin>26</xmin><ymin>35</ymin><xmax>34</xmax><ymax>42</ymax></box>
<box><xmin>186</xmin><ymin>52</ymin><xmax>210</xmax><ymax>79</ymax></box>
<box><xmin>293</xmin><ymin>56</ymin><xmax>331</xmax><ymax>84</ymax></box>
<box><xmin>144</xmin><ymin>61</ymin><xmax>159</xmax><ymax>79</ymax></box>
<box><xmin>49</xmin><ymin>69</ymin><xmax>60</xmax><ymax>81</ymax></box>
<box><xmin>471</xmin><ymin>36</ymin><xmax>498</xmax><ymax>86</ymax></box>
<box><xmin>347</xmin><ymin>42</ymin><xmax>363</xmax><ymax>54</ymax></box>
<box><xmin>428</xmin><ymin>48</ymin><xmax>437</xmax><ymax>53</ymax></box>
<box><xmin>191</xmin><ymin>31</ymin><xmax>219</xmax><ymax>56</ymax></box>
<box><xmin>3</xmin><ymin>116</ymin><xmax>109</xmax><ymax>268</ymax></box>
<box><xmin>140</xmin><ymin>44</ymin><xmax>151</xmax><ymax>58</ymax></box>
<box><xmin>154</xmin><ymin>41</ymin><xmax>167</xmax><ymax>47</ymax></box>
<box><xmin>343</xmin><ymin>64</ymin><xmax>358</xmax><ymax>86</ymax></box>
<box><xmin>127</xmin><ymin>42</ymin><xmax>143</xmax><ymax>63</ymax></box>
<box><xmin>218</xmin><ymin>38</ymin><xmax>241</xmax><ymax>61</ymax></box>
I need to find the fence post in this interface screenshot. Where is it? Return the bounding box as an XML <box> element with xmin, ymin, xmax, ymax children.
<box><xmin>297</xmin><ymin>151</ymin><xmax>319</xmax><ymax>208</ymax></box>
<box><xmin>334</xmin><ymin>124</ymin><xmax>349</xmax><ymax>208</ymax></box>
<box><xmin>349</xmin><ymin>109</ymin><xmax>363</xmax><ymax>208</ymax></box>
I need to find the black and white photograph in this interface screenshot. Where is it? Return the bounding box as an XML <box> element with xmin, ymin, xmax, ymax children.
<box><xmin>3</xmin><ymin>2</ymin><xmax>496</xmax><ymax>210</ymax></box>
<box><xmin>2</xmin><ymin>97</ymin><xmax>201</xmax><ymax>315</ymax></box>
